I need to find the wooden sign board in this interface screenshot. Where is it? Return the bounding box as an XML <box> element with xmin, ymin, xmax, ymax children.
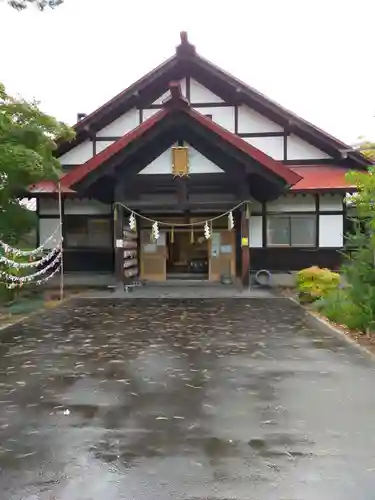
<box><xmin>172</xmin><ymin>146</ymin><xmax>189</xmax><ymax>177</ymax></box>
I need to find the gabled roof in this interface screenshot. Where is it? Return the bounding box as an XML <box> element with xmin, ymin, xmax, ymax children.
<box><xmin>43</xmin><ymin>83</ymin><xmax>301</xmax><ymax>192</ymax></box>
<box><xmin>57</xmin><ymin>32</ymin><xmax>369</xmax><ymax>168</ymax></box>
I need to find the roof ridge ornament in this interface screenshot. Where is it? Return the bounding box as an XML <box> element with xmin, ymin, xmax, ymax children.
<box><xmin>176</xmin><ymin>31</ymin><xmax>196</xmax><ymax>57</ymax></box>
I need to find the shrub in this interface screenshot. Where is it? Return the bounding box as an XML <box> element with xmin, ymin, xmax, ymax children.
<box><xmin>296</xmin><ymin>266</ymin><xmax>340</xmax><ymax>303</ymax></box>
<box><xmin>317</xmin><ymin>288</ymin><xmax>370</xmax><ymax>332</ymax></box>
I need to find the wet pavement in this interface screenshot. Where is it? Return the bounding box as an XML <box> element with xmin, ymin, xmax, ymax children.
<box><xmin>0</xmin><ymin>298</ymin><xmax>375</xmax><ymax>499</ymax></box>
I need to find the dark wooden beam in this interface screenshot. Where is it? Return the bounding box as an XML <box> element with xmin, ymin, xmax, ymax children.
<box><xmin>122</xmin><ymin>200</ymin><xmax>239</xmax><ymax>211</ymax></box>
<box><xmin>175</xmin><ymin>177</ymin><xmax>188</xmax><ymax>209</ymax></box>
<box><xmin>131</xmin><ymin>173</ymin><xmax>239</xmax><ymax>191</ymax></box>
<box><xmin>241</xmin><ymin>206</ymin><xmax>250</xmax><ymax>287</ymax></box>
<box><xmin>239</xmin><ymin>179</ymin><xmax>251</xmax><ymax>287</ymax></box>
<box><xmin>315</xmin><ymin>194</ymin><xmax>320</xmax><ymax>248</ymax></box>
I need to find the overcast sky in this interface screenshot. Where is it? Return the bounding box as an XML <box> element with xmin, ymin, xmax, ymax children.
<box><xmin>0</xmin><ymin>0</ymin><xmax>374</xmax><ymax>144</ymax></box>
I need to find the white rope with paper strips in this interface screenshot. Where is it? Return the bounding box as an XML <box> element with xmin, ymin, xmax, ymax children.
<box><xmin>129</xmin><ymin>212</ymin><xmax>136</xmax><ymax>231</ymax></box>
<box><xmin>0</xmin><ymin>250</ymin><xmax>62</xmax><ymax>284</ymax></box>
<box><xmin>0</xmin><ymin>223</ymin><xmax>61</xmax><ymax>257</ymax></box>
<box><xmin>204</xmin><ymin>221</ymin><xmax>211</xmax><ymax>240</ymax></box>
<box><xmin>0</xmin><ymin>244</ymin><xmax>61</xmax><ymax>269</ymax></box>
<box><xmin>228</xmin><ymin>211</ymin><xmax>234</xmax><ymax>230</ymax></box>
<box><xmin>4</xmin><ymin>263</ymin><xmax>62</xmax><ymax>288</ymax></box>
<box><xmin>115</xmin><ymin>200</ymin><xmax>248</xmax><ymax>228</ymax></box>
<box><xmin>152</xmin><ymin>221</ymin><xmax>160</xmax><ymax>241</ymax></box>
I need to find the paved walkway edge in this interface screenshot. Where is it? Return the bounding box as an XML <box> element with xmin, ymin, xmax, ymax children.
<box><xmin>0</xmin><ymin>296</ymin><xmax>73</xmax><ymax>334</ymax></box>
<box><xmin>288</xmin><ymin>297</ymin><xmax>375</xmax><ymax>361</ymax></box>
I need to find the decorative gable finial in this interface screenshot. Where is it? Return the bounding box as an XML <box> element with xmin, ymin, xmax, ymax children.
<box><xmin>176</xmin><ymin>31</ymin><xmax>196</xmax><ymax>57</ymax></box>
<box><xmin>180</xmin><ymin>31</ymin><xmax>188</xmax><ymax>45</ymax></box>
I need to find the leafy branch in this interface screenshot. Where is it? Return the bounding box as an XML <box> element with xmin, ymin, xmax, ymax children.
<box><xmin>5</xmin><ymin>0</ymin><xmax>63</xmax><ymax>10</ymax></box>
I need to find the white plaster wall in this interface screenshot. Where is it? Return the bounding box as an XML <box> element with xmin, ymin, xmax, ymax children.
<box><xmin>142</xmin><ymin>108</ymin><xmax>159</xmax><ymax>121</ymax></box>
<box><xmin>267</xmin><ymin>194</ymin><xmax>315</xmax><ymax>212</ymax></box>
<box><xmin>238</xmin><ymin>105</ymin><xmax>283</xmax><ymax>134</ymax></box>
<box><xmin>39</xmin><ymin>198</ymin><xmax>59</xmax><ymax>215</ymax></box>
<box><xmin>194</xmin><ymin>106</ymin><xmax>235</xmax><ymax>133</ymax></box>
<box><xmin>249</xmin><ymin>216</ymin><xmax>262</xmax><ymax>247</ymax></box>
<box><xmin>139</xmin><ymin>150</ymin><xmax>171</xmax><ymax>174</ymax></box>
<box><xmin>64</xmin><ymin>198</ymin><xmax>111</xmax><ymax>214</ymax></box>
<box><xmin>96</xmin><ymin>141</ymin><xmax>115</xmax><ymax>154</ymax></box>
<box><xmin>287</xmin><ymin>134</ymin><xmax>331</xmax><ymax>160</ymax></box>
<box><xmin>152</xmin><ymin>78</ymin><xmax>187</xmax><ymax>105</ymax></box>
<box><xmin>97</xmin><ymin>108</ymin><xmax>139</xmax><ymax>137</ymax></box>
<box><xmin>319</xmin><ymin>193</ymin><xmax>343</xmax><ymax>211</ymax></box>
<box><xmin>39</xmin><ymin>218</ymin><xmax>61</xmax><ymax>249</ymax></box>
<box><xmin>139</xmin><ymin>145</ymin><xmax>224</xmax><ymax>174</ymax></box>
<box><xmin>243</xmin><ymin>136</ymin><xmax>284</xmax><ymax>161</ymax></box>
<box><xmin>59</xmin><ymin>140</ymin><xmax>93</xmax><ymax>165</ymax></box>
<box><xmin>189</xmin><ymin>147</ymin><xmax>224</xmax><ymax>173</ymax></box>
<box><xmin>319</xmin><ymin>214</ymin><xmax>343</xmax><ymax>247</ymax></box>
<box><xmin>190</xmin><ymin>79</ymin><xmax>223</xmax><ymax>103</ymax></box>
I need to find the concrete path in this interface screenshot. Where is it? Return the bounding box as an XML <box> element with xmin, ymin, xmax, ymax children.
<box><xmin>89</xmin><ymin>284</ymin><xmax>275</xmax><ymax>299</ymax></box>
<box><xmin>0</xmin><ymin>298</ymin><xmax>375</xmax><ymax>499</ymax></box>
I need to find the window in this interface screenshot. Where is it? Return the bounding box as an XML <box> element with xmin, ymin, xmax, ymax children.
<box><xmin>65</xmin><ymin>216</ymin><xmax>112</xmax><ymax>248</ymax></box>
<box><xmin>267</xmin><ymin>214</ymin><xmax>316</xmax><ymax>247</ymax></box>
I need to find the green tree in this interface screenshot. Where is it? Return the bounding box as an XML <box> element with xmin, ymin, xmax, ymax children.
<box><xmin>341</xmin><ymin>167</ymin><xmax>375</xmax><ymax>331</ymax></box>
<box><xmin>355</xmin><ymin>137</ymin><xmax>375</xmax><ymax>162</ymax></box>
<box><xmin>6</xmin><ymin>0</ymin><xmax>63</xmax><ymax>9</ymax></box>
<box><xmin>0</xmin><ymin>82</ymin><xmax>73</xmax><ymax>244</ymax></box>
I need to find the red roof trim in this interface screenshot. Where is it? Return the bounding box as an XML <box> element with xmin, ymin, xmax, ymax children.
<box><xmin>61</xmin><ymin>108</ymin><xmax>168</xmax><ymax>189</ymax></box>
<box><xmin>29</xmin><ymin>166</ymin><xmax>357</xmax><ymax>195</ymax></box>
<box><xmin>59</xmin><ymin>91</ymin><xmax>300</xmax><ymax>189</ymax></box>
<box><xmin>186</xmin><ymin>107</ymin><xmax>301</xmax><ymax>186</ymax></box>
<box><xmin>28</xmin><ymin>180</ymin><xmax>75</xmax><ymax>194</ymax></box>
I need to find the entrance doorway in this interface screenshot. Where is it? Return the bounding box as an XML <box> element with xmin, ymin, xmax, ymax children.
<box><xmin>166</xmin><ymin>230</ymin><xmax>208</xmax><ymax>280</ymax></box>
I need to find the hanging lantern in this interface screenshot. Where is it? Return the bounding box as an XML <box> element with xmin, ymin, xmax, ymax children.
<box><xmin>204</xmin><ymin>221</ymin><xmax>211</xmax><ymax>240</ymax></box>
<box><xmin>129</xmin><ymin>212</ymin><xmax>136</xmax><ymax>231</ymax></box>
<box><xmin>152</xmin><ymin>221</ymin><xmax>160</xmax><ymax>240</ymax></box>
<box><xmin>228</xmin><ymin>211</ymin><xmax>234</xmax><ymax>230</ymax></box>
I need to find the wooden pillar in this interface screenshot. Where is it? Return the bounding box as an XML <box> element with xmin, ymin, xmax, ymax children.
<box><xmin>114</xmin><ymin>181</ymin><xmax>125</xmax><ymax>288</ymax></box>
<box><xmin>241</xmin><ymin>205</ymin><xmax>250</xmax><ymax>287</ymax></box>
<box><xmin>35</xmin><ymin>197</ymin><xmax>40</xmax><ymax>247</ymax></box>
<box><xmin>114</xmin><ymin>203</ymin><xmax>124</xmax><ymax>287</ymax></box>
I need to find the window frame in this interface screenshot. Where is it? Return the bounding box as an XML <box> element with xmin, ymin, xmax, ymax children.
<box><xmin>64</xmin><ymin>215</ymin><xmax>113</xmax><ymax>250</ymax></box>
<box><xmin>266</xmin><ymin>213</ymin><xmax>317</xmax><ymax>248</ymax></box>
